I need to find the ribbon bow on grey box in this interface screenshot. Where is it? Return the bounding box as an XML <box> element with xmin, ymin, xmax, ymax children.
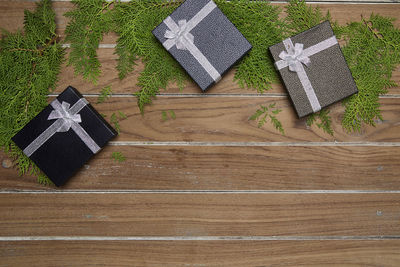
<box><xmin>153</xmin><ymin>0</ymin><xmax>252</xmax><ymax>91</ymax></box>
<box><xmin>269</xmin><ymin>21</ymin><xmax>358</xmax><ymax>118</ymax></box>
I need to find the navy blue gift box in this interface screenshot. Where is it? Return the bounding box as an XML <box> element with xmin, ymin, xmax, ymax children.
<box><xmin>12</xmin><ymin>86</ymin><xmax>117</xmax><ymax>186</ymax></box>
<box><xmin>153</xmin><ymin>0</ymin><xmax>252</xmax><ymax>91</ymax></box>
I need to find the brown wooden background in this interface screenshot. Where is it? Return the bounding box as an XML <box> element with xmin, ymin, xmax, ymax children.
<box><xmin>1</xmin><ymin>0</ymin><xmax>400</xmax><ymax>266</ymax></box>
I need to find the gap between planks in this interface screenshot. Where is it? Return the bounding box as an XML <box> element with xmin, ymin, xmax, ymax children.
<box><xmin>1</xmin><ymin>236</ymin><xmax>400</xmax><ymax>241</ymax></box>
<box><xmin>1</xmin><ymin>190</ymin><xmax>400</xmax><ymax>194</ymax></box>
<box><xmin>107</xmin><ymin>141</ymin><xmax>400</xmax><ymax>147</ymax></box>
<box><xmin>50</xmin><ymin>0</ymin><xmax>400</xmax><ymax>4</ymax></box>
<box><xmin>48</xmin><ymin>93</ymin><xmax>400</xmax><ymax>98</ymax></box>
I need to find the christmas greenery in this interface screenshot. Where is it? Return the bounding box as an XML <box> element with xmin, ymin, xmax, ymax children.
<box><xmin>161</xmin><ymin>110</ymin><xmax>176</xmax><ymax>121</ymax></box>
<box><xmin>306</xmin><ymin>109</ymin><xmax>334</xmax><ymax>136</ymax></box>
<box><xmin>0</xmin><ymin>0</ymin><xmax>64</xmax><ymax>185</ymax></box>
<box><xmin>249</xmin><ymin>103</ymin><xmax>284</xmax><ymax>135</ymax></box>
<box><xmin>64</xmin><ymin>0</ymin><xmax>400</xmax><ymax>135</ymax></box>
<box><xmin>110</xmin><ymin>110</ymin><xmax>127</xmax><ymax>134</ymax></box>
<box><xmin>1</xmin><ymin>0</ymin><xmax>400</xmax><ymax>184</ymax></box>
<box><xmin>97</xmin><ymin>85</ymin><xmax>113</xmax><ymax>104</ymax></box>
<box><xmin>111</xmin><ymin>151</ymin><xmax>126</xmax><ymax>162</ymax></box>
<box><xmin>64</xmin><ymin>0</ymin><xmax>115</xmax><ymax>83</ymax></box>
<box><xmin>113</xmin><ymin>1</ymin><xmax>189</xmax><ymax>111</ymax></box>
<box><xmin>340</xmin><ymin>15</ymin><xmax>400</xmax><ymax>132</ymax></box>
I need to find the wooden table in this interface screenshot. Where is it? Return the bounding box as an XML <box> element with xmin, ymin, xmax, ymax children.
<box><xmin>1</xmin><ymin>0</ymin><xmax>400</xmax><ymax>266</ymax></box>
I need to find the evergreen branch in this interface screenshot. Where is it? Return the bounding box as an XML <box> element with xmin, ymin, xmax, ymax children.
<box><xmin>111</xmin><ymin>151</ymin><xmax>126</xmax><ymax>162</ymax></box>
<box><xmin>114</xmin><ymin>0</ymin><xmax>186</xmax><ymax>112</ymax></box>
<box><xmin>307</xmin><ymin>109</ymin><xmax>334</xmax><ymax>136</ymax></box>
<box><xmin>8</xmin><ymin>47</ymin><xmax>40</xmax><ymax>53</ymax></box>
<box><xmin>0</xmin><ymin>0</ymin><xmax>64</xmax><ymax>185</ymax></box>
<box><xmin>216</xmin><ymin>0</ymin><xmax>286</xmax><ymax>93</ymax></box>
<box><xmin>97</xmin><ymin>85</ymin><xmax>113</xmax><ymax>103</ymax></box>
<box><xmin>110</xmin><ymin>113</ymin><xmax>120</xmax><ymax>134</ymax></box>
<box><xmin>64</xmin><ymin>0</ymin><xmax>115</xmax><ymax>83</ymax></box>
<box><xmin>161</xmin><ymin>111</ymin><xmax>168</xmax><ymax>122</ymax></box>
<box><xmin>161</xmin><ymin>110</ymin><xmax>176</xmax><ymax>121</ymax></box>
<box><xmin>169</xmin><ymin>110</ymin><xmax>176</xmax><ymax>120</ymax></box>
<box><xmin>110</xmin><ymin>110</ymin><xmax>127</xmax><ymax>134</ymax></box>
<box><xmin>341</xmin><ymin>14</ymin><xmax>400</xmax><ymax>132</ymax></box>
<box><xmin>285</xmin><ymin>0</ymin><xmax>332</xmax><ymax>34</ymax></box>
<box><xmin>249</xmin><ymin>103</ymin><xmax>284</xmax><ymax>134</ymax></box>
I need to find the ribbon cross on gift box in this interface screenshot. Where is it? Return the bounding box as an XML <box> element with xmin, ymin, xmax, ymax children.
<box><xmin>23</xmin><ymin>98</ymin><xmax>101</xmax><ymax>157</ymax></box>
<box><xmin>162</xmin><ymin>0</ymin><xmax>221</xmax><ymax>82</ymax></box>
<box><xmin>274</xmin><ymin>36</ymin><xmax>339</xmax><ymax>112</ymax></box>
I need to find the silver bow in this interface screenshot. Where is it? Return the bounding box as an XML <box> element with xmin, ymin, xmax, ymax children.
<box><xmin>23</xmin><ymin>98</ymin><xmax>101</xmax><ymax>157</ymax></box>
<box><xmin>48</xmin><ymin>101</ymin><xmax>82</xmax><ymax>132</ymax></box>
<box><xmin>278</xmin><ymin>43</ymin><xmax>311</xmax><ymax>72</ymax></box>
<box><xmin>164</xmin><ymin>19</ymin><xmax>194</xmax><ymax>50</ymax></box>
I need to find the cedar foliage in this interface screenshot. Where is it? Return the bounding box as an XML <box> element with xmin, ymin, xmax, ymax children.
<box><xmin>341</xmin><ymin>15</ymin><xmax>400</xmax><ymax>132</ymax></box>
<box><xmin>249</xmin><ymin>103</ymin><xmax>284</xmax><ymax>135</ymax></box>
<box><xmin>215</xmin><ymin>0</ymin><xmax>286</xmax><ymax>93</ymax></box>
<box><xmin>0</xmin><ymin>0</ymin><xmax>64</xmax><ymax>184</ymax></box>
<box><xmin>111</xmin><ymin>151</ymin><xmax>126</xmax><ymax>162</ymax></box>
<box><xmin>97</xmin><ymin>85</ymin><xmax>113</xmax><ymax>103</ymax></box>
<box><xmin>64</xmin><ymin>0</ymin><xmax>115</xmax><ymax>83</ymax></box>
<box><xmin>1</xmin><ymin>0</ymin><xmax>399</xmax><ymax>185</ymax></box>
<box><xmin>113</xmin><ymin>1</ymin><xmax>188</xmax><ymax>112</ymax></box>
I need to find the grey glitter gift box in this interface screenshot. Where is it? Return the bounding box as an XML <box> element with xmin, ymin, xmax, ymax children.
<box><xmin>269</xmin><ymin>21</ymin><xmax>358</xmax><ymax>118</ymax></box>
<box><xmin>152</xmin><ymin>0</ymin><xmax>252</xmax><ymax>91</ymax></box>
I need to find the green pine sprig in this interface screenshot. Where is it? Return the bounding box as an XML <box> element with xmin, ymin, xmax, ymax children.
<box><xmin>111</xmin><ymin>151</ymin><xmax>126</xmax><ymax>162</ymax></box>
<box><xmin>161</xmin><ymin>110</ymin><xmax>176</xmax><ymax>121</ymax></box>
<box><xmin>113</xmin><ymin>0</ymin><xmax>188</xmax><ymax>112</ymax></box>
<box><xmin>97</xmin><ymin>85</ymin><xmax>113</xmax><ymax>104</ymax></box>
<box><xmin>64</xmin><ymin>0</ymin><xmax>115</xmax><ymax>83</ymax></box>
<box><xmin>249</xmin><ymin>103</ymin><xmax>284</xmax><ymax>135</ymax></box>
<box><xmin>340</xmin><ymin>14</ymin><xmax>400</xmax><ymax>132</ymax></box>
<box><xmin>306</xmin><ymin>109</ymin><xmax>334</xmax><ymax>136</ymax></box>
<box><xmin>0</xmin><ymin>0</ymin><xmax>64</xmax><ymax>185</ymax></box>
<box><xmin>216</xmin><ymin>0</ymin><xmax>286</xmax><ymax>93</ymax></box>
<box><xmin>285</xmin><ymin>0</ymin><xmax>332</xmax><ymax>34</ymax></box>
<box><xmin>110</xmin><ymin>110</ymin><xmax>128</xmax><ymax>134</ymax></box>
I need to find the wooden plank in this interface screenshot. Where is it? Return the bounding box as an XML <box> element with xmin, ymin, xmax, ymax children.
<box><xmin>1</xmin><ymin>145</ymin><xmax>400</xmax><ymax>190</ymax></box>
<box><xmin>55</xmin><ymin>49</ymin><xmax>281</xmax><ymax>95</ymax></box>
<box><xmin>54</xmin><ymin>49</ymin><xmax>400</xmax><ymax>95</ymax></box>
<box><xmin>1</xmin><ymin>240</ymin><xmax>400</xmax><ymax>267</ymax></box>
<box><xmin>84</xmin><ymin>96</ymin><xmax>400</xmax><ymax>142</ymax></box>
<box><xmin>1</xmin><ymin>193</ymin><xmax>400</xmax><ymax>236</ymax></box>
<box><xmin>1</xmin><ymin>2</ymin><xmax>399</xmax><ymax>95</ymax></box>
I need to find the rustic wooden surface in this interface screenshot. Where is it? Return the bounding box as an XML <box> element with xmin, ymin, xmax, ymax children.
<box><xmin>1</xmin><ymin>0</ymin><xmax>400</xmax><ymax>266</ymax></box>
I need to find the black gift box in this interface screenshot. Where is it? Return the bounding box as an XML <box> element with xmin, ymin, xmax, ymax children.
<box><xmin>12</xmin><ymin>86</ymin><xmax>117</xmax><ymax>186</ymax></box>
<box><xmin>269</xmin><ymin>21</ymin><xmax>358</xmax><ymax>118</ymax></box>
<box><xmin>153</xmin><ymin>0</ymin><xmax>252</xmax><ymax>91</ymax></box>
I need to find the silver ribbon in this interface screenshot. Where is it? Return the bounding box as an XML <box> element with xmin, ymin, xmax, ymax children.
<box><xmin>163</xmin><ymin>0</ymin><xmax>221</xmax><ymax>82</ymax></box>
<box><xmin>275</xmin><ymin>36</ymin><xmax>338</xmax><ymax>112</ymax></box>
<box><xmin>23</xmin><ymin>98</ymin><xmax>101</xmax><ymax>157</ymax></box>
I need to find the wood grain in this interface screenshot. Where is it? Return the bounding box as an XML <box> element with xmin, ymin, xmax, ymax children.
<box><xmin>53</xmin><ymin>49</ymin><xmax>400</xmax><ymax>95</ymax></box>
<box><xmin>1</xmin><ymin>240</ymin><xmax>400</xmax><ymax>267</ymax></box>
<box><xmin>1</xmin><ymin>193</ymin><xmax>400</xmax><ymax>236</ymax></box>
<box><xmin>1</xmin><ymin>145</ymin><xmax>400</xmax><ymax>190</ymax></box>
<box><xmin>85</xmin><ymin>96</ymin><xmax>400</xmax><ymax>142</ymax></box>
<box><xmin>1</xmin><ymin>1</ymin><xmax>400</xmax><ymax>266</ymax></box>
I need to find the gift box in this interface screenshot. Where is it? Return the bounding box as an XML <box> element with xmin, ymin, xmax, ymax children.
<box><xmin>152</xmin><ymin>0</ymin><xmax>252</xmax><ymax>91</ymax></box>
<box><xmin>269</xmin><ymin>21</ymin><xmax>358</xmax><ymax>118</ymax></box>
<box><xmin>12</xmin><ymin>86</ymin><xmax>117</xmax><ymax>186</ymax></box>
